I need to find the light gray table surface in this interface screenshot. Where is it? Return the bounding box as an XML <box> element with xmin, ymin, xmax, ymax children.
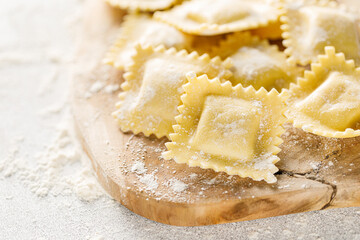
<box><xmin>0</xmin><ymin>0</ymin><xmax>359</xmax><ymax>239</ymax></box>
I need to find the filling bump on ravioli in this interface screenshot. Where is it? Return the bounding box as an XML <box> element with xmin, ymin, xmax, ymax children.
<box><xmin>186</xmin><ymin>1</ymin><xmax>251</xmax><ymax>24</ymax></box>
<box><xmin>296</xmin><ymin>72</ymin><xmax>360</xmax><ymax>131</ymax></box>
<box><xmin>131</xmin><ymin>57</ymin><xmax>202</xmax><ymax>120</ymax></box>
<box><xmin>104</xmin><ymin>14</ymin><xmax>191</xmax><ymax>69</ymax></box>
<box><xmin>211</xmin><ymin>32</ymin><xmax>302</xmax><ymax>91</ymax></box>
<box><xmin>230</xmin><ymin>47</ymin><xmax>290</xmax><ymax>90</ymax></box>
<box><xmin>191</xmin><ymin>95</ymin><xmax>261</xmax><ymax>161</ymax></box>
<box><xmin>286</xmin><ymin>46</ymin><xmax>360</xmax><ymax>138</ymax></box>
<box><xmin>154</xmin><ymin>0</ymin><xmax>282</xmax><ymax>35</ymax></box>
<box><xmin>281</xmin><ymin>1</ymin><xmax>360</xmax><ymax>65</ymax></box>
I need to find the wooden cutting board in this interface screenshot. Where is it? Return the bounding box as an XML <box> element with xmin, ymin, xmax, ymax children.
<box><xmin>72</xmin><ymin>0</ymin><xmax>360</xmax><ymax>226</ymax></box>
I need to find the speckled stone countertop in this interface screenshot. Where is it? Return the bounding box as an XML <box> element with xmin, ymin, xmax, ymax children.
<box><xmin>0</xmin><ymin>0</ymin><xmax>359</xmax><ymax>239</ymax></box>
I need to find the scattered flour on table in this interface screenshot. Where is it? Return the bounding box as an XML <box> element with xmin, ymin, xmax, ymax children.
<box><xmin>126</xmin><ymin>139</ymin><xmax>190</xmax><ymax>198</ymax></box>
<box><xmin>104</xmin><ymin>84</ymin><xmax>120</xmax><ymax>94</ymax></box>
<box><xmin>168</xmin><ymin>178</ymin><xmax>188</xmax><ymax>193</ymax></box>
<box><xmin>89</xmin><ymin>81</ymin><xmax>105</xmax><ymax>93</ymax></box>
<box><xmin>85</xmin><ymin>81</ymin><xmax>104</xmax><ymax>99</ymax></box>
<box><xmin>86</xmin><ymin>234</ymin><xmax>105</xmax><ymax>240</ymax></box>
<box><xmin>131</xmin><ymin>161</ymin><xmax>147</xmax><ymax>174</ymax></box>
<box><xmin>84</xmin><ymin>66</ymin><xmax>119</xmax><ymax>99</ymax></box>
<box><xmin>0</xmin><ymin>109</ymin><xmax>106</xmax><ymax>202</ymax></box>
<box><xmin>85</xmin><ymin>81</ymin><xmax>120</xmax><ymax>98</ymax></box>
<box><xmin>139</xmin><ymin>173</ymin><xmax>159</xmax><ymax>191</ymax></box>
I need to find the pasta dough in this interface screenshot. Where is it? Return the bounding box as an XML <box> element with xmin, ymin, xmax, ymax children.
<box><xmin>212</xmin><ymin>32</ymin><xmax>302</xmax><ymax>91</ymax></box>
<box><xmin>112</xmin><ymin>44</ymin><xmax>232</xmax><ymax>138</ymax></box>
<box><xmin>286</xmin><ymin>46</ymin><xmax>360</xmax><ymax>138</ymax></box>
<box><xmin>154</xmin><ymin>0</ymin><xmax>282</xmax><ymax>35</ymax></box>
<box><xmin>106</xmin><ymin>0</ymin><xmax>360</xmax><ymax>185</ymax></box>
<box><xmin>163</xmin><ymin>73</ymin><xmax>287</xmax><ymax>183</ymax></box>
<box><xmin>104</xmin><ymin>14</ymin><xmax>191</xmax><ymax>69</ymax></box>
<box><xmin>281</xmin><ymin>0</ymin><xmax>360</xmax><ymax>65</ymax></box>
<box><xmin>106</xmin><ymin>0</ymin><xmax>179</xmax><ymax>11</ymax></box>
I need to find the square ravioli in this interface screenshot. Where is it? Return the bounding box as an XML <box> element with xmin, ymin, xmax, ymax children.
<box><xmin>281</xmin><ymin>0</ymin><xmax>360</xmax><ymax>65</ymax></box>
<box><xmin>191</xmin><ymin>95</ymin><xmax>261</xmax><ymax>160</ymax></box>
<box><xmin>104</xmin><ymin>14</ymin><xmax>192</xmax><ymax>69</ymax></box>
<box><xmin>212</xmin><ymin>32</ymin><xmax>302</xmax><ymax>91</ymax></box>
<box><xmin>297</xmin><ymin>72</ymin><xmax>360</xmax><ymax>131</ymax></box>
<box><xmin>106</xmin><ymin>0</ymin><xmax>179</xmax><ymax>11</ymax></box>
<box><xmin>163</xmin><ymin>73</ymin><xmax>287</xmax><ymax>183</ymax></box>
<box><xmin>112</xmin><ymin>45</ymin><xmax>232</xmax><ymax>138</ymax></box>
<box><xmin>154</xmin><ymin>0</ymin><xmax>282</xmax><ymax>35</ymax></box>
<box><xmin>286</xmin><ymin>46</ymin><xmax>360</xmax><ymax>138</ymax></box>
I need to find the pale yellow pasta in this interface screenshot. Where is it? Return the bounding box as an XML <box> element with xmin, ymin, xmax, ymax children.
<box><xmin>286</xmin><ymin>46</ymin><xmax>360</xmax><ymax>138</ymax></box>
<box><xmin>281</xmin><ymin>0</ymin><xmax>360</xmax><ymax>65</ymax></box>
<box><xmin>163</xmin><ymin>73</ymin><xmax>287</xmax><ymax>183</ymax></box>
<box><xmin>154</xmin><ymin>0</ymin><xmax>282</xmax><ymax>35</ymax></box>
<box><xmin>104</xmin><ymin>14</ymin><xmax>192</xmax><ymax>69</ymax></box>
<box><xmin>212</xmin><ymin>32</ymin><xmax>303</xmax><ymax>91</ymax></box>
<box><xmin>108</xmin><ymin>0</ymin><xmax>360</xmax><ymax>185</ymax></box>
<box><xmin>106</xmin><ymin>0</ymin><xmax>179</xmax><ymax>11</ymax></box>
<box><xmin>112</xmin><ymin>44</ymin><xmax>232</xmax><ymax>138</ymax></box>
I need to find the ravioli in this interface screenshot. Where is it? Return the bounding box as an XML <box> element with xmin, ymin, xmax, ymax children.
<box><xmin>112</xmin><ymin>44</ymin><xmax>232</xmax><ymax>138</ymax></box>
<box><xmin>281</xmin><ymin>0</ymin><xmax>360</xmax><ymax>65</ymax></box>
<box><xmin>104</xmin><ymin>14</ymin><xmax>191</xmax><ymax>69</ymax></box>
<box><xmin>163</xmin><ymin>72</ymin><xmax>287</xmax><ymax>183</ymax></box>
<box><xmin>212</xmin><ymin>32</ymin><xmax>302</xmax><ymax>91</ymax></box>
<box><xmin>106</xmin><ymin>0</ymin><xmax>179</xmax><ymax>11</ymax></box>
<box><xmin>154</xmin><ymin>0</ymin><xmax>282</xmax><ymax>35</ymax></box>
<box><xmin>286</xmin><ymin>46</ymin><xmax>360</xmax><ymax>138</ymax></box>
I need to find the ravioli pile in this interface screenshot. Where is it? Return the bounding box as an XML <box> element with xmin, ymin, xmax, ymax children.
<box><xmin>104</xmin><ymin>0</ymin><xmax>360</xmax><ymax>183</ymax></box>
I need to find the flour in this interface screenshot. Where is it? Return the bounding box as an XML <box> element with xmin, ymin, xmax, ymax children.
<box><xmin>104</xmin><ymin>84</ymin><xmax>120</xmax><ymax>93</ymax></box>
<box><xmin>0</xmin><ymin>109</ymin><xmax>106</xmax><ymax>202</ymax></box>
<box><xmin>310</xmin><ymin>162</ymin><xmax>320</xmax><ymax>171</ymax></box>
<box><xmin>189</xmin><ymin>173</ymin><xmax>198</xmax><ymax>180</ymax></box>
<box><xmin>169</xmin><ymin>178</ymin><xmax>188</xmax><ymax>193</ymax></box>
<box><xmin>203</xmin><ymin>177</ymin><xmax>217</xmax><ymax>185</ymax></box>
<box><xmin>85</xmin><ymin>81</ymin><xmax>120</xmax><ymax>98</ymax></box>
<box><xmin>89</xmin><ymin>81</ymin><xmax>105</xmax><ymax>93</ymax></box>
<box><xmin>87</xmin><ymin>234</ymin><xmax>105</xmax><ymax>240</ymax></box>
<box><xmin>0</xmin><ymin>52</ymin><xmax>43</xmax><ymax>65</ymax></box>
<box><xmin>85</xmin><ymin>81</ymin><xmax>105</xmax><ymax>98</ymax></box>
<box><xmin>37</xmin><ymin>69</ymin><xmax>60</xmax><ymax>96</ymax></box>
<box><xmin>1</xmin><ymin>0</ymin><xmax>360</xmax><ymax>238</ymax></box>
<box><xmin>131</xmin><ymin>161</ymin><xmax>147</xmax><ymax>174</ymax></box>
<box><xmin>139</xmin><ymin>173</ymin><xmax>159</xmax><ymax>191</ymax></box>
